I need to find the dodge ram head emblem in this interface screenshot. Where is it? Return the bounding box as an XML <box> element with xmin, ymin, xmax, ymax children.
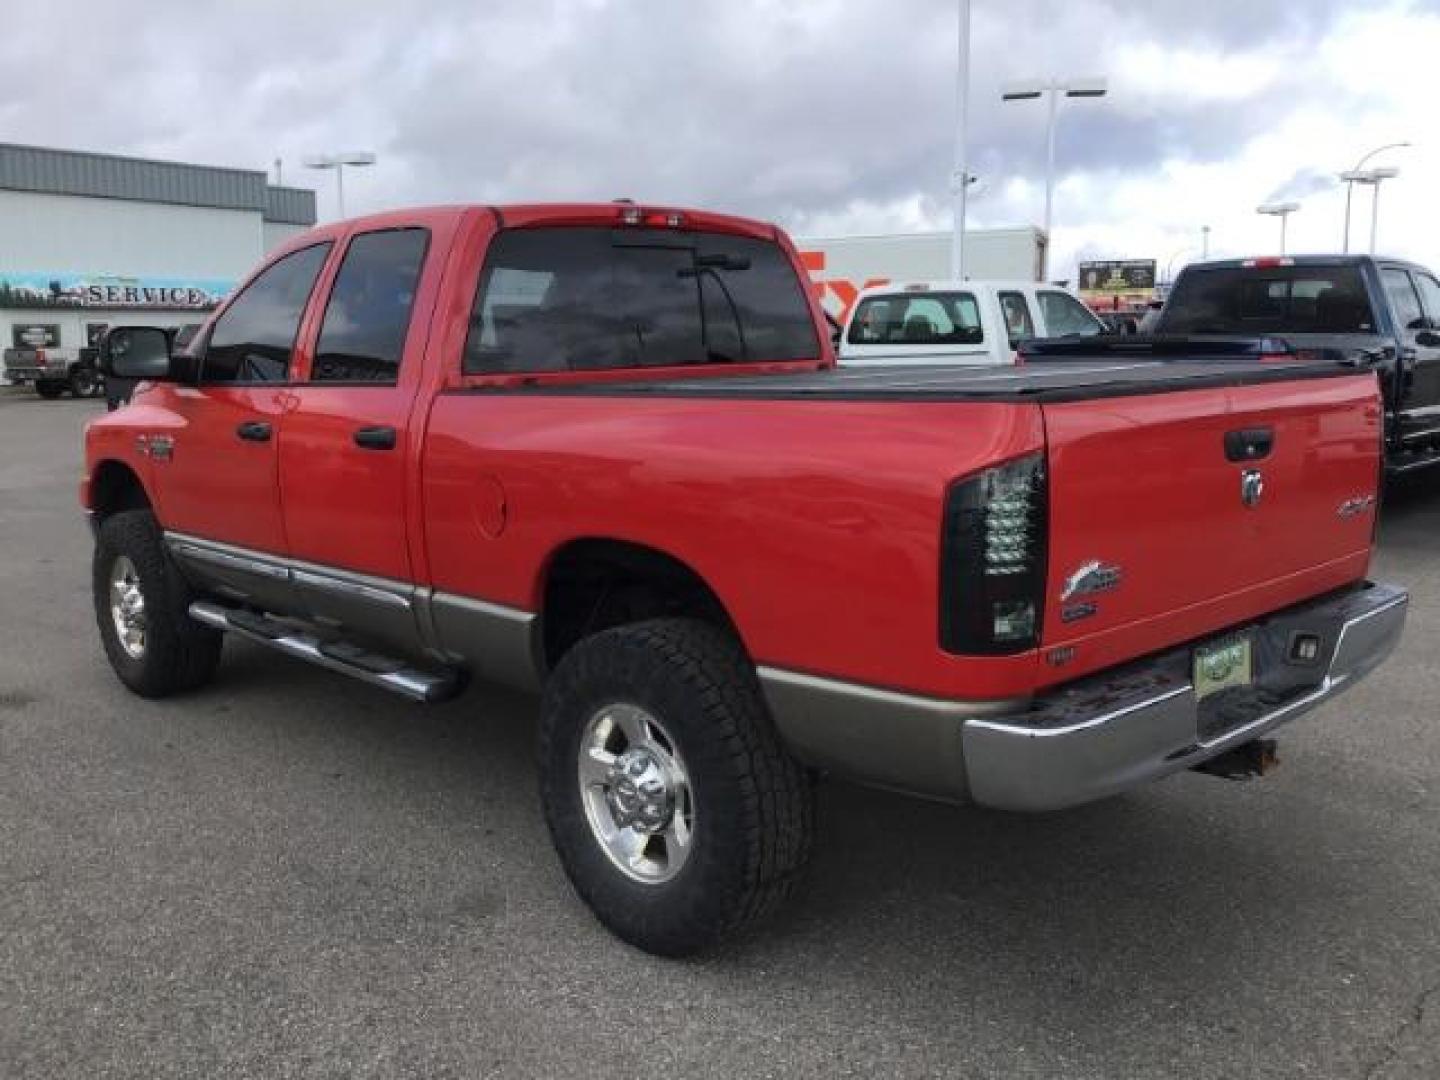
<box><xmin>1240</xmin><ymin>469</ymin><xmax>1264</xmax><ymax>508</ymax></box>
<box><xmin>1060</xmin><ymin>560</ymin><xmax>1122</xmax><ymax>602</ymax></box>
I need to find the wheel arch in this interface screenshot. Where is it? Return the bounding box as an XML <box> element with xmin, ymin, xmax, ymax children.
<box><xmin>89</xmin><ymin>459</ymin><xmax>152</xmax><ymax>521</ymax></box>
<box><xmin>538</xmin><ymin>537</ymin><xmax>741</xmax><ymax>670</ymax></box>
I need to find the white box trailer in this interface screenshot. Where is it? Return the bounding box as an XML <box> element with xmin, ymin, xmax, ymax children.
<box><xmin>795</xmin><ymin>228</ymin><xmax>1047</xmax><ymax>321</ymax></box>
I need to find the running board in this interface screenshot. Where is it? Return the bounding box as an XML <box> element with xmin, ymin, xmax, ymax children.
<box><xmin>189</xmin><ymin>600</ymin><xmax>462</xmax><ymax>703</ymax></box>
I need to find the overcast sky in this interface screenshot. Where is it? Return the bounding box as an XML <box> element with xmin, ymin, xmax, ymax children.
<box><xmin>3</xmin><ymin>0</ymin><xmax>1437</xmax><ymax>281</ymax></box>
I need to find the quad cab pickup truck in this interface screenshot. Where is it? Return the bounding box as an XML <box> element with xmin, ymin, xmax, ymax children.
<box><xmin>1134</xmin><ymin>255</ymin><xmax>1440</xmax><ymax>475</ymax></box>
<box><xmin>86</xmin><ymin>204</ymin><xmax>1408</xmax><ymax>955</ymax></box>
<box><xmin>837</xmin><ymin>279</ymin><xmax>1104</xmax><ymax>367</ymax></box>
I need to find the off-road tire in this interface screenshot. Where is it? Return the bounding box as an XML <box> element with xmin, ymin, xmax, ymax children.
<box><xmin>93</xmin><ymin>510</ymin><xmax>222</xmax><ymax>697</ymax></box>
<box><xmin>540</xmin><ymin>618</ymin><xmax>814</xmax><ymax>956</ymax></box>
<box><xmin>35</xmin><ymin>381</ymin><xmax>64</xmax><ymax>400</ymax></box>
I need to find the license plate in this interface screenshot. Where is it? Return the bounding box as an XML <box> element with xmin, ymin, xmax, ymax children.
<box><xmin>1193</xmin><ymin>637</ymin><xmax>1253</xmax><ymax>701</ymax></box>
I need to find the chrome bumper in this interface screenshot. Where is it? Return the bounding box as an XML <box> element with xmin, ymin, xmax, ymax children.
<box><xmin>761</xmin><ymin>582</ymin><xmax>1408</xmax><ymax>812</ymax></box>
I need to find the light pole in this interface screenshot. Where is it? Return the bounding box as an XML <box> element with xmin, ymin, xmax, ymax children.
<box><xmin>302</xmin><ymin>151</ymin><xmax>377</xmax><ymax>220</ymax></box>
<box><xmin>1341</xmin><ymin>142</ymin><xmax>1408</xmax><ymax>253</ymax></box>
<box><xmin>1256</xmin><ymin>202</ymin><xmax>1300</xmax><ymax>254</ymax></box>
<box><xmin>1339</xmin><ymin>166</ymin><xmax>1401</xmax><ymax>254</ymax></box>
<box><xmin>1201</xmin><ymin>225</ymin><xmax>1211</xmax><ymax>260</ymax></box>
<box><xmin>951</xmin><ymin>0</ymin><xmax>971</xmax><ymax>280</ymax></box>
<box><xmin>1001</xmin><ymin>75</ymin><xmax>1108</xmax><ymax>280</ymax></box>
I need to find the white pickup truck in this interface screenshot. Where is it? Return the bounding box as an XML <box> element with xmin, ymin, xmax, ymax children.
<box><xmin>837</xmin><ymin>279</ymin><xmax>1105</xmax><ymax>366</ymax></box>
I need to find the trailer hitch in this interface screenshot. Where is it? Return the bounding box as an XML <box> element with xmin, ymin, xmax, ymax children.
<box><xmin>1192</xmin><ymin>739</ymin><xmax>1280</xmax><ymax>781</ymax></box>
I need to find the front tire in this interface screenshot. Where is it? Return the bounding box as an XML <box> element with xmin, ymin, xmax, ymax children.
<box><xmin>69</xmin><ymin>366</ymin><xmax>101</xmax><ymax>398</ymax></box>
<box><xmin>93</xmin><ymin>510</ymin><xmax>222</xmax><ymax>698</ymax></box>
<box><xmin>540</xmin><ymin>618</ymin><xmax>813</xmax><ymax>956</ymax></box>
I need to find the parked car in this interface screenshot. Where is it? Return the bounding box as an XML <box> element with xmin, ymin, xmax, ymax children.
<box><xmin>88</xmin><ymin>204</ymin><xmax>1407</xmax><ymax>955</ymax></box>
<box><xmin>1137</xmin><ymin>256</ymin><xmax>1440</xmax><ymax>475</ymax></box>
<box><xmin>837</xmin><ymin>279</ymin><xmax>1104</xmax><ymax>366</ymax></box>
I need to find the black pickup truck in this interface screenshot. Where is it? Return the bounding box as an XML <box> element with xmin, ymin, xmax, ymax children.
<box><xmin>1028</xmin><ymin>256</ymin><xmax>1440</xmax><ymax>476</ymax></box>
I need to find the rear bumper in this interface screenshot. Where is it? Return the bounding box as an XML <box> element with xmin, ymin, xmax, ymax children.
<box><xmin>761</xmin><ymin>581</ymin><xmax>1407</xmax><ymax>811</ymax></box>
<box><xmin>3</xmin><ymin>364</ymin><xmax>70</xmax><ymax>383</ymax></box>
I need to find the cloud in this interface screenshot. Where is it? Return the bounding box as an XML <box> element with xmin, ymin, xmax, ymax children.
<box><xmin>1</xmin><ymin>0</ymin><xmax>1435</xmax><ymax>282</ymax></box>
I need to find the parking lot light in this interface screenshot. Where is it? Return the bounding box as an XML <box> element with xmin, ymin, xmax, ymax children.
<box><xmin>302</xmin><ymin>152</ymin><xmax>377</xmax><ymax>220</ymax></box>
<box><xmin>1001</xmin><ymin>76</ymin><xmax>1109</xmax><ymax>280</ymax></box>
<box><xmin>1256</xmin><ymin>202</ymin><xmax>1300</xmax><ymax>255</ymax></box>
<box><xmin>1340</xmin><ymin>142</ymin><xmax>1409</xmax><ymax>253</ymax></box>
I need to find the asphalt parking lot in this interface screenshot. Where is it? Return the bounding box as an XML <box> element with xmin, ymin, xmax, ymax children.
<box><xmin>2</xmin><ymin>390</ymin><xmax>1438</xmax><ymax>1080</ymax></box>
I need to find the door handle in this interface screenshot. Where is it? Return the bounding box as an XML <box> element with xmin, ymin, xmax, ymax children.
<box><xmin>236</xmin><ymin>420</ymin><xmax>272</xmax><ymax>442</ymax></box>
<box><xmin>1224</xmin><ymin>426</ymin><xmax>1274</xmax><ymax>462</ymax></box>
<box><xmin>353</xmin><ymin>425</ymin><xmax>397</xmax><ymax>450</ymax></box>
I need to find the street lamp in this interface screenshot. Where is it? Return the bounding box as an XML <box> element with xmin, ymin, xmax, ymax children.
<box><xmin>1341</xmin><ymin>142</ymin><xmax>1408</xmax><ymax>253</ymax></box>
<box><xmin>1001</xmin><ymin>75</ymin><xmax>1108</xmax><ymax>280</ymax></box>
<box><xmin>1256</xmin><ymin>201</ymin><xmax>1300</xmax><ymax>254</ymax></box>
<box><xmin>951</xmin><ymin>0</ymin><xmax>971</xmax><ymax>280</ymax></box>
<box><xmin>302</xmin><ymin>151</ymin><xmax>377</xmax><ymax>220</ymax></box>
<box><xmin>1339</xmin><ymin>167</ymin><xmax>1401</xmax><ymax>254</ymax></box>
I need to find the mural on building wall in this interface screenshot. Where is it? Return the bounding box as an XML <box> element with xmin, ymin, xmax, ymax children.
<box><xmin>0</xmin><ymin>272</ymin><xmax>235</xmax><ymax>311</ymax></box>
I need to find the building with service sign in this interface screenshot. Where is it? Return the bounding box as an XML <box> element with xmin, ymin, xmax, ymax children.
<box><xmin>1</xmin><ymin>142</ymin><xmax>315</xmax><ymax>386</ymax></box>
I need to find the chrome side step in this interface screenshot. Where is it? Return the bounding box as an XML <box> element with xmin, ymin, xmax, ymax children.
<box><xmin>189</xmin><ymin>600</ymin><xmax>463</xmax><ymax>703</ymax></box>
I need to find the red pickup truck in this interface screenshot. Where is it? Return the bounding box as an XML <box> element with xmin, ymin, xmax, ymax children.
<box><xmin>86</xmin><ymin>203</ymin><xmax>1408</xmax><ymax>955</ymax></box>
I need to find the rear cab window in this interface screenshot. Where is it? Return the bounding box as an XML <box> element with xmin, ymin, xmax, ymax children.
<box><xmin>464</xmin><ymin>227</ymin><xmax>819</xmax><ymax>374</ymax></box>
<box><xmin>1162</xmin><ymin>265</ymin><xmax>1378</xmax><ymax>335</ymax></box>
<box><xmin>847</xmin><ymin>292</ymin><xmax>983</xmax><ymax>346</ymax></box>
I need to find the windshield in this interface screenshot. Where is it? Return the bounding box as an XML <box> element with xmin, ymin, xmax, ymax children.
<box><xmin>1161</xmin><ymin>265</ymin><xmax>1377</xmax><ymax>335</ymax></box>
<box><xmin>847</xmin><ymin>292</ymin><xmax>983</xmax><ymax>347</ymax></box>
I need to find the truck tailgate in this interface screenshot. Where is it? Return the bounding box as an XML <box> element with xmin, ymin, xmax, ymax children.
<box><xmin>1039</xmin><ymin>372</ymin><xmax>1382</xmax><ymax>683</ymax></box>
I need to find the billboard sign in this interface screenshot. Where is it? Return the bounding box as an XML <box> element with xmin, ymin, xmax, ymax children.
<box><xmin>1077</xmin><ymin>259</ymin><xmax>1157</xmax><ymax>300</ymax></box>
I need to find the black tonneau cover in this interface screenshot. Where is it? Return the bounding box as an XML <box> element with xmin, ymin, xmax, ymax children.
<box><xmin>466</xmin><ymin>359</ymin><xmax>1365</xmax><ymax>404</ymax></box>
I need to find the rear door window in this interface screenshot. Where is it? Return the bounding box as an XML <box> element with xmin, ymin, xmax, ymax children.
<box><xmin>1037</xmin><ymin>291</ymin><xmax>1103</xmax><ymax>337</ymax></box>
<box><xmin>998</xmin><ymin>291</ymin><xmax>1035</xmax><ymax>347</ymax></box>
<box><xmin>846</xmin><ymin>292</ymin><xmax>983</xmax><ymax>346</ymax></box>
<box><xmin>1381</xmin><ymin>267</ymin><xmax>1425</xmax><ymax>332</ymax></box>
<box><xmin>312</xmin><ymin>228</ymin><xmax>429</xmax><ymax>383</ymax></box>
<box><xmin>464</xmin><ymin>227</ymin><xmax>818</xmax><ymax>373</ymax></box>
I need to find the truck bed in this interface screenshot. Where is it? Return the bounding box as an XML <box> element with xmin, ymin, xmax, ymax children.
<box><xmin>471</xmin><ymin>358</ymin><xmax>1362</xmax><ymax>403</ymax></box>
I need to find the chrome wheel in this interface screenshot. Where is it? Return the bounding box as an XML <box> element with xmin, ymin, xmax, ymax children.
<box><xmin>108</xmin><ymin>555</ymin><xmax>147</xmax><ymax>660</ymax></box>
<box><xmin>578</xmin><ymin>703</ymin><xmax>694</xmax><ymax>884</ymax></box>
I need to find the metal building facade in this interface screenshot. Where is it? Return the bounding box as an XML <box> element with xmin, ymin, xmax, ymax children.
<box><xmin>1</xmin><ymin>143</ymin><xmax>317</xmax><ymax>366</ymax></box>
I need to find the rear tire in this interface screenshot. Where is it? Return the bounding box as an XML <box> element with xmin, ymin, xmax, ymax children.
<box><xmin>35</xmin><ymin>381</ymin><xmax>64</xmax><ymax>400</ymax></box>
<box><xmin>93</xmin><ymin>510</ymin><xmax>222</xmax><ymax>698</ymax></box>
<box><xmin>539</xmin><ymin>618</ymin><xmax>813</xmax><ymax>956</ymax></box>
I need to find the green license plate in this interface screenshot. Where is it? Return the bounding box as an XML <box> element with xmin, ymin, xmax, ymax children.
<box><xmin>1193</xmin><ymin>637</ymin><xmax>1253</xmax><ymax>701</ymax></box>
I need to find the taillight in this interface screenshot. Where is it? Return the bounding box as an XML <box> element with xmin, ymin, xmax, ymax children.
<box><xmin>939</xmin><ymin>452</ymin><xmax>1048</xmax><ymax>654</ymax></box>
<box><xmin>34</xmin><ymin>348</ymin><xmax>47</xmax><ymax>364</ymax></box>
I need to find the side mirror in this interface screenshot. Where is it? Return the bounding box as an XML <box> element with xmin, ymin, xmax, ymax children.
<box><xmin>1416</xmin><ymin>329</ymin><xmax>1440</xmax><ymax>348</ymax></box>
<box><xmin>99</xmin><ymin>327</ymin><xmax>173</xmax><ymax>380</ymax></box>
